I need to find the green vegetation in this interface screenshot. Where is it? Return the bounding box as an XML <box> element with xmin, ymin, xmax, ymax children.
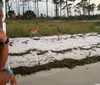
<box><xmin>6</xmin><ymin>20</ymin><xmax>100</xmax><ymax>38</ymax></box>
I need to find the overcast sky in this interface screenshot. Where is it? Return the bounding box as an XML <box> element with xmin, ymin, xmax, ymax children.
<box><xmin>11</xmin><ymin>0</ymin><xmax>100</xmax><ymax>17</ymax></box>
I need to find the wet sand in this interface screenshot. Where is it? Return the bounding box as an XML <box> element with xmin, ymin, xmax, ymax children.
<box><xmin>17</xmin><ymin>62</ymin><xmax>100</xmax><ymax>85</ymax></box>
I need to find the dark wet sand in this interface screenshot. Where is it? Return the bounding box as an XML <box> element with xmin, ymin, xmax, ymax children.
<box><xmin>17</xmin><ymin>62</ymin><xmax>100</xmax><ymax>85</ymax></box>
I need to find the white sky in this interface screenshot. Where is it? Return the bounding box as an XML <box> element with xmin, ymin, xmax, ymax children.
<box><xmin>11</xmin><ymin>0</ymin><xmax>100</xmax><ymax>17</ymax></box>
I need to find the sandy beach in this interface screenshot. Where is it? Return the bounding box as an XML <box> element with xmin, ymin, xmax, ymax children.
<box><xmin>9</xmin><ymin>33</ymin><xmax>100</xmax><ymax>68</ymax></box>
<box><xmin>6</xmin><ymin>33</ymin><xmax>100</xmax><ymax>85</ymax></box>
<box><xmin>17</xmin><ymin>62</ymin><xmax>100</xmax><ymax>85</ymax></box>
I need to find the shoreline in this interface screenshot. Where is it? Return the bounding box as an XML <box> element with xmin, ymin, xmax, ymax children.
<box><xmin>12</xmin><ymin>55</ymin><xmax>100</xmax><ymax>75</ymax></box>
<box><xmin>17</xmin><ymin>62</ymin><xmax>100</xmax><ymax>85</ymax></box>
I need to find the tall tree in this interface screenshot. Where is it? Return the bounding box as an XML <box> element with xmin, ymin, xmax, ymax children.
<box><xmin>90</xmin><ymin>3</ymin><xmax>96</xmax><ymax>15</ymax></box>
<box><xmin>75</xmin><ymin>0</ymin><xmax>95</xmax><ymax>16</ymax></box>
<box><xmin>59</xmin><ymin>0</ymin><xmax>64</xmax><ymax>16</ymax></box>
<box><xmin>87</xmin><ymin>0</ymin><xmax>90</xmax><ymax>15</ymax></box>
<box><xmin>22</xmin><ymin>0</ymin><xmax>25</xmax><ymax>15</ymax></box>
<box><xmin>86</xmin><ymin>0</ymin><xmax>92</xmax><ymax>15</ymax></box>
<box><xmin>97</xmin><ymin>4</ymin><xmax>100</xmax><ymax>12</ymax></box>
<box><xmin>74</xmin><ymin>3</ymin><xmax>82</xmax><ymax>16</ymax></box>
<box><xmin>52</xmin><ymin>0</ymin><xmax>59</xmax><ymax>17</ymax></box>
<box><xmin>62</xmin><ymin>0</ymin><xmax>75</xmax><ymax>17</ymax></box>
<box><xmin>86</xmin><ymin>3</ymin><xmax>96</xmax><ymax>15</ymax></box>
<box><xmin>7</xmin><ymin>0</ymin><xmax>12</xmax><ymax>11</ymax></box>
<box><xmin>80</xmin><ymin>0</ymin><xmax>88</xmax><ymax>15</ymax></box>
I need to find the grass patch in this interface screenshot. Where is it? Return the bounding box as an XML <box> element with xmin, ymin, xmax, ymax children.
<box><xmin>6</xmin><ymin>20</ymin><xmax>100</xmax><ymax>38</ymax></box>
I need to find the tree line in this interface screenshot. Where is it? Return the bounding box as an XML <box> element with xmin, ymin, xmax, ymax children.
<box><xmin>5</xmin><ymin>0</ymin><xmax>100</xmax><ymax>20</ymax></box>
